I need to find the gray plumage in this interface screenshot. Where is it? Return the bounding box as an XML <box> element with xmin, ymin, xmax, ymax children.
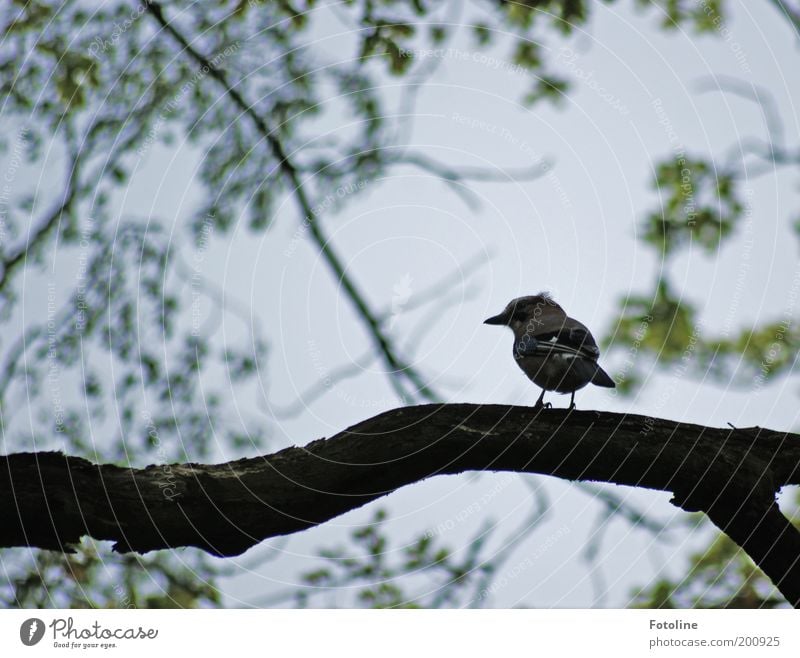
<box><xmin>484</xmin><ymin>293</ymin><xmax>615</xmax><ymax>408</ymax></box>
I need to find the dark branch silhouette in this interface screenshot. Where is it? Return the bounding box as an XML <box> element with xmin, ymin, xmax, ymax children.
<box><xmin>2</xmin><ymin>405</ymin><xmax>800</xmax><ymax>606</ymax></box>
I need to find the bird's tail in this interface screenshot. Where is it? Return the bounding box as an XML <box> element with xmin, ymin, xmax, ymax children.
<box><xmin>591</xmin><ymin>364</ymin><xmax>615</xmax><ymax>388</ymax></box>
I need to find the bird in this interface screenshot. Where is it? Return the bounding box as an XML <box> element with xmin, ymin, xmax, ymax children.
<box><xmin>484</xmin><ymin>292</ymin><xmax>615</xmax><ymax>409</ymax></box>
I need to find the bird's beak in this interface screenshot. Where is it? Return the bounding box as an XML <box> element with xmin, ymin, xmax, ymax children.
<box><xmin>483</xmin><ymin>312</ymin><xmax>507</xmax><ymax>326</ymax></box>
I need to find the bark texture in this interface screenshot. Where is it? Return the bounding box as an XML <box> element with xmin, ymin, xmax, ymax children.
<box><xmin>2</xmin><ymin>405</ymin><xmax>799</xmax><ymax>604</ymax></box>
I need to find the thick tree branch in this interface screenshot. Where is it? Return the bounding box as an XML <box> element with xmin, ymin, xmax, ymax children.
<box><xmin>2</xmin><ymin>405</ymin><xmax>800</xmax><ymax>605</ymax></box>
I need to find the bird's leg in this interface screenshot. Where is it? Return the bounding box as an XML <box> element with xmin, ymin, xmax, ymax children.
<box><xmin>569</xmin><ymin>391</ymin><xmax>576</xmax><ymax>410</ymax></box>
<box><xmin>534</xmin><ymin>389</ymin><xmax>551</xmax><ymax>410</ymax></box>
<box><xmin>533</xmin><ymin>389</ymin><xmax>545</xmax><ymax>409</ymax></box>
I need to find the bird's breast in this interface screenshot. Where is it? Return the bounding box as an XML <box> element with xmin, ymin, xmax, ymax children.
<box><xmin>514</xmin><ymin>351</ymin><xmax>595</xmax><ymax>393</ymax></box>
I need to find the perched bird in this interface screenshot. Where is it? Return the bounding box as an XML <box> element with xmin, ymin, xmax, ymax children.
<box><xmin>484</xmin><ymin>292</ymin><xmax>615</xmax><ymax>409</ymax></box>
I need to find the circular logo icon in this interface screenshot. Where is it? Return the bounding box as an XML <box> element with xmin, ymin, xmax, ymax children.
<box><xmin>20</xmin><ymin>618</ymin><xmax>45</xmax><ymax>646</ymax></box>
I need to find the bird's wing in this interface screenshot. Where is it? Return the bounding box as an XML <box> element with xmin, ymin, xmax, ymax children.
<box><xmin>516</xmin><ymin>324</ymin><xmax>600</xmax><ymax>360</ymax></box>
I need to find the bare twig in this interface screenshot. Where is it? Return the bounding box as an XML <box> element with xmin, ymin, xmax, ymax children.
<box><xmin>768</xmin><ymin>0</ymin><xmax>800</xmax><ymax>36</ymax></box>
<box><xmin>390</xmin><ymin>151</ymin><xmax>551</xmax><ymax>210</ymax></box>
<box><xmin>695</xmin><ymin>74</ymin><xmax>800</xmax><ymax>176</ymax></box>
<box><xmin>266</xmin><ymin>349</ymin><xmax>380</xmax><ymax>419</ymax></box>
<box><xmin>268</xmin><ymin>249</ymin><xmax>490</xmax><ymax>417</ymax></box>
<box><xmin>466</xmin><ymin>477</ymin><xmax>552</xmax><ymax>607</ymax></box>
<box><xmin>0</xmin><ymin>151</ymin><xmax>81</xmax><ymax>295</ymax></box>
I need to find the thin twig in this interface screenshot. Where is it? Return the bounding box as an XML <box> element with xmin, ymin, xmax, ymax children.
<box><xmin>768</xmin><ymin>0</ymin><xmax>800</xmax><ymax>36</ymax></box>
<box><xmin>694</xmin><ymin>74</ymin><xmax>800</xmax><ymax>176</ymax></box>
<box><xmin>269</xmin><ymin>249</ymin><xmax>490</xmax><ymax>417</ymax></box>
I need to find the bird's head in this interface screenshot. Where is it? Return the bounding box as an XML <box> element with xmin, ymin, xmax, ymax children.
<box><xmin>483</xmin><ymin>292</ymin><xmax>563</xmax><ymax>332</ymax></box>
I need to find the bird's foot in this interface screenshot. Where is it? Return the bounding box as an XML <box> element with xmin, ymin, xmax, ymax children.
<box><xmin>534</xmin><ymin>390</ymin><xmax>550</xmax><ymax>411</ymax></box>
